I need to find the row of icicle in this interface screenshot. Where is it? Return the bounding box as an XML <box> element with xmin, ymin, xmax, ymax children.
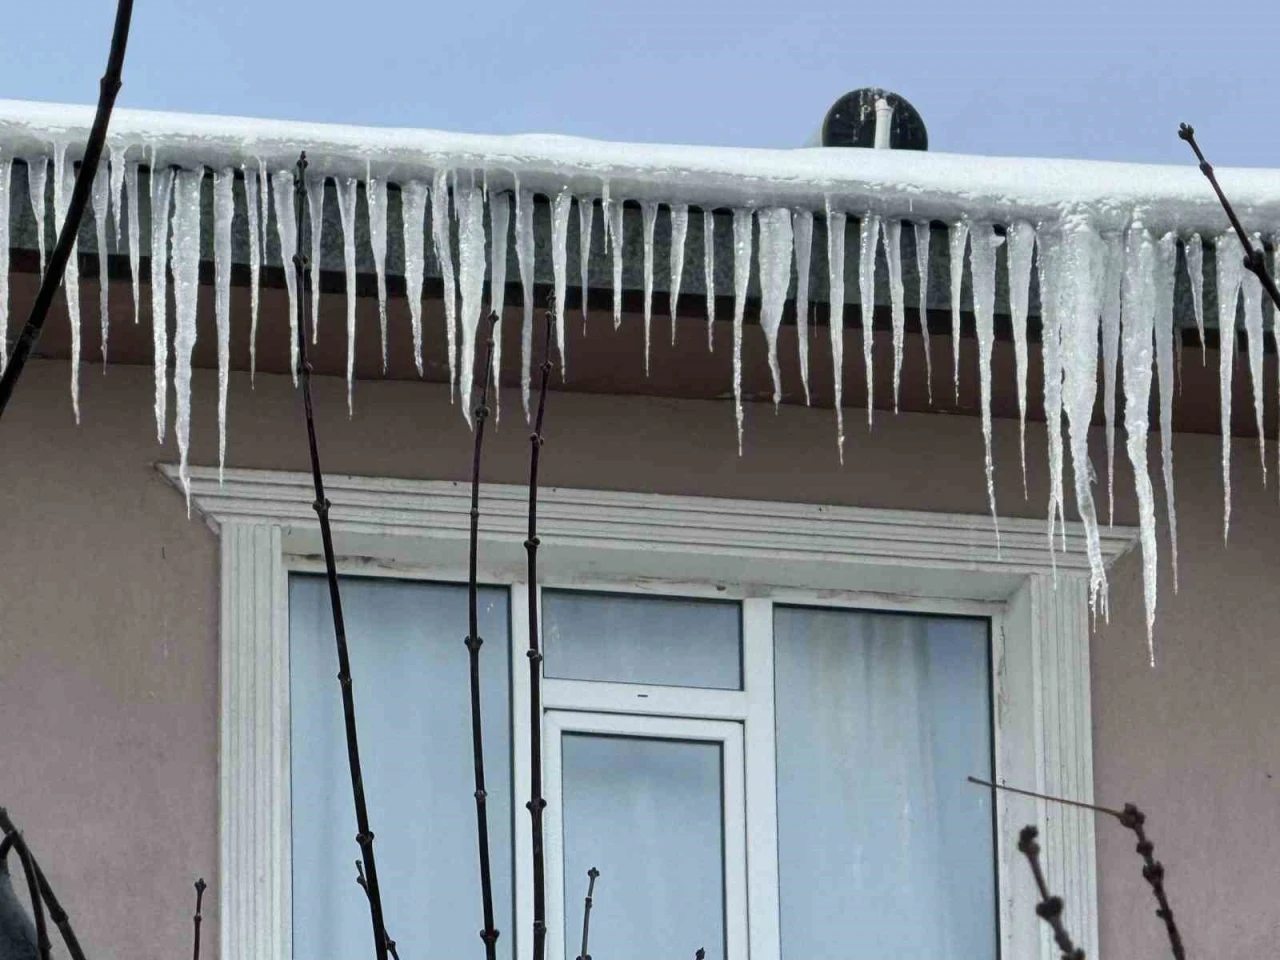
<box><xmin>0</xmin><ymin>146</ymin><xmax>1276</xmax><ymax>661</ymax></box>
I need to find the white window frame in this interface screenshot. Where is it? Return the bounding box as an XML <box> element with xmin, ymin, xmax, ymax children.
<box><xmin>164</xmin><ymin>464</ymin><xmax>1138</xmax><ymax>960</ymax></box>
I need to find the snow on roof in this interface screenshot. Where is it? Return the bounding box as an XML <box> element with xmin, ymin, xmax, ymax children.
<box><xmin>3</xmin><ymin>98</ymin><xmax>1280</xmax><ymax>232</ymax></box>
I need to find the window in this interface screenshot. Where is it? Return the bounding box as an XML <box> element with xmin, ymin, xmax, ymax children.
<box><xmin>189</xmin><ymin>468</ymin><xmax>1116</xmax><ymax>960</ymax></box>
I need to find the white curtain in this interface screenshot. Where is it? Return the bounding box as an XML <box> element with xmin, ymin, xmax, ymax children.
<box><xmin>773</xmin><ymin>607</ymin><xmax>995</xmax><ymax>959</ymax></box>
<box><xmin>289</xmin><ymin>575</ymin><xmax>513</xmax><ymax>960</ymax></box>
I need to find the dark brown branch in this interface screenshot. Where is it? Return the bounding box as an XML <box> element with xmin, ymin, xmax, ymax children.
<box><xmin>355</xmin><ymin>861</ymin><xmax>400</xmax><ymax>960</ymax></box>
<box><xmin>1118</xmin><ymin>805</ymin><xmax>1186</xmax><ymax>960</ymax></box>
<box><xmin>573</xmin><ymin>868</ymin><xmax>599</xmax><ymax>960</ymax></box>
<box><xmin>467</xmin><ymin>313</ymin><xmax>502</xmax><ymax>960</ymax></box>
<box><xmin>1018</xmin><ymin>826</ymin><xmax>1085</xmax><ymax>960</ymax></box>
<box><xmin>1</xmin><ymin>809</ymin><xmax>90</xmax><ymax>960</ymax></box>
<box><xmin>0</xmin><ymin>0</ymin><xmax>134</xmax><ymax>416</ymax></box>
<box><xmin>0</xmin><ymin>814</ymin><xmax>50</xmax><ymax>960</ymax></box>
<box><xmin>966</xmin><ymin>776</ymin><xmax>1125</xmax><ymax>819</ymax></box>
<box><xmin>191</xmin><ymin>879</ymin><xmax>206</xmax><ymax>960</ymax></box>
<box><xmin>291</xmin><ymin>153</ymin><xmax>390</xmax><ymax>960</ymax></box>
<box><xmin>526</xmin><ymin>308</ymin><xmax>556</xmax><ymax>960</ymax></box>
<box><xmin>1179</xmin><ymin>123</ymin><xmax>1280</xmax><ymax>311</ymax></box>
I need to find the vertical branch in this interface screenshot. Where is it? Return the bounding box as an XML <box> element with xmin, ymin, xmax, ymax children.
<box><xmin>291</xmin><ymin>153</ymin><xmax>390</xmax><ymax>960</ymax></box>
<box><xmin>1017</xmin><ymin>826</ymin><xmax>1085</xmax><ymax>960</ymax></box>
<box><xmin>0</xmin><ymin>0</ymin><xmax>134</xmax><ymax>416</ymax></box>
<box><xmin>467</xmin><ymin>313</ymin><xmax>502</xmax><ymax>960</ymax></box>
<box><xmin>191</xmin><ymin>879</ymin><xmax>206</xmax><ymax>960</ymax></box>
<box><xmin>526</xmin><ymin>308</ymin><xmax>555</xmax><ymax>960</ymax></box>
<box><xmin>0</xmin><ymin>818</ymin><xmax>50</xmax><ymax>960</ymax></box>
<box><xmin>1119</xmin><ymin>806</ymin><xmax>1186</xmax><ymax>960</ymax></box>
<box><xmin>574</xmin><ymin>868</ymin><xmax>599</xmax><ymax>960</ymax></box>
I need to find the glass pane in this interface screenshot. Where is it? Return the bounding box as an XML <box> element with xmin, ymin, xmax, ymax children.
<box><xmin>560</xmin><ymin>733</ymin><xmax>726</xmax><ymax>960</ymax></box>
<box><xmin>290</xmin><ymin>575</ymin><xmax>512</xmax><ymax>960</ymax></box>
<box><xmin>773</xmin><ymin>607</ymin><xmax>995</xmax><ymax>959</ymax></box>
<box><xmin>543</xmin><ymin>590</ymin><xmax>742</xmax><ymax>689</ymax></box>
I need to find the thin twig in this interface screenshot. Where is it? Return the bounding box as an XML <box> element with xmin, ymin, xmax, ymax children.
<box><xmin>467</xmin><ymin>313</ymin><xmax>502</xmax><ymax>960</ymax></box>
<box><xmin>191</xmin><ymin>879</ymin><xmax>206</xmax><ymax>960</ymax></box>
<box><xmin>355</xmin><ymin>861</ymin><xmax>400</xmax><ymax>960</ymax></box>
<box><xmin>1018</xmin><ymin>826</ymin><xmax>1085</xmax><ymax>960</ymax></box>
<box><xmin>966</xmin><ymin>776</ymin><xmax>1125</xmax><ymax>819</ymax></box>
<box><xmin>0</xmin><ymin>0</ymin><xmax>134</xmax><ymax>416</ymax></box>
<box><xmin>1179</xmin><ymin>123</ymin><xmax>1280</xmax><ymax>310</ymax></box>
<box><xmin>526</xmin><ymin>307</ymin><xmax>556</xmax><ymax>960</ymax></box>
<box><xmin>291</xmin><ymin>152</ymin><xmax>390</xmax><ymax>960</ymax></box>
<box><xmin>1118</xmin><ymin>805</ymin><xmax>1186</xmax><ymax>960</ymax></box>
<box><xmin>574</xmin><ymin>868</ymin><xmax>599</xmax><ymax>960</ymax></box>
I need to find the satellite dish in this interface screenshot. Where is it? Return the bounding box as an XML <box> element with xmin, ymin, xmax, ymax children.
<box><xmin>816</xmin><ymin>89</ymin><xmax>928</xmax><ymax>151</ymax></box>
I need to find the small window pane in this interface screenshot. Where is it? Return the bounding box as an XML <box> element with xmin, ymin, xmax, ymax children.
<box><xmin>560</xmin><ymin>733</ymin><xmax>726</xmax><ymax>960</ymax></box>
<box><xmin>543</xmin><ymin>590</ymin><xmax>742</xmax><ymax>689</ymax></box>
<box><xmin>773</xmin><ymin>606</ymin><xmax>995</xmax><ymax>959</ymax></box>
<box><xmin>290</xmin><ymin>575</ymin><xmax>513</xmax><ymax>960</ymax></box>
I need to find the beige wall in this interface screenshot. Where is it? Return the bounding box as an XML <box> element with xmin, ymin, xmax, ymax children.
<box><xmin>1</xmin><ymin>355</ymin><xmax>1277</xmax><ymax>960</ymax></box>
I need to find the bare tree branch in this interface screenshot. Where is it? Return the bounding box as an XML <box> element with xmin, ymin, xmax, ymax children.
<box><xmin>1018</xmin><ymin>826</ymin><xmax>1085</xmax><ymax>960</ymax></box>
<box><xmin>191</xmin><ymin>879</ymin><xmax>206</xmax><ymax>960</ymax></box>
<box><xmin>574</xmin><ymin>867</ymin><xmax>599</xmax><ymax>960</ymax></box>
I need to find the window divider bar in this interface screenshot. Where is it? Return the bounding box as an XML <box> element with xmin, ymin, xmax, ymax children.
<box><xmin>741</xmin><ymin>598</ymin><xmax>781</xmax><ymax>960</ymax></box>
<box><xmin>510</xmin><ymin>581</ymin><xmax>534</xmax><ymax>960</ymax></box>
<box><xmin>541</xmin><ymin>678</ymin><xmax>748</xmax><ymax>721</ymax></box>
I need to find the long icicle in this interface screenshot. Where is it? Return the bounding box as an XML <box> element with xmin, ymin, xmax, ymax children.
<box><xmin>793</xmin><ymin>210</ymin><xmax>813</xmax><ymax>404</ymax></box>
<box><xmin>271</xmin><ymin>169</ymin><xmax>299</xmax><ymax>387</ymax></box>
<box><xmin>149</xmin><ymin>164</ymin><xmax>174</xmax><ymax>442</ymax></box>
<box><xmin>402</xmin><ymin>180</ymin><xmax>428</xmax><ymax>376</ymax></box>
<box><xmin>1185</xmin><ymin>233</ymin><xmax>1205</xmax><ymax>362</ymax></box>
<box><xmin>53</xmin><ymin>143</ymin><xmax>84</xmax><ymax>422</ymax></box>
<box><xmin>757</xmin><ymin>208</ymin><xmax>793</xmax><ymax>409</ymax></box>
<box><xmin>578</xmin><ymin>196</ymin><xmax>593</xmax><ymax>327</ymax></box>
<box><xmin>551</xmin><ymin>189</ymin><xmax>572</xmax><ymax>373</ymax></box>
<box><xmin>305</xmin><ymin>171</ymin><xmax>325</xmax><ymax>345</ymax></box>
<box><xmin>827</xmin><ymin>203</ymin><xmax>847</xmax><ymax>461</ymax></box>
<box><xmin>241</xmin><ymin>163</ymin><xmax>261</xmax><ymax>383</ymax></box>
<box><xmin>526</xmin><ymin>310</ymin><xmax>555</xmax><ymax>960</ymax></box>
<box><xmin>457</xmin><ymin>186</ymin><xmax>488</xmax><ymax>428</ymax></box>
<box><xmin>883</xmin><ymin>218</ymin><xmax>905</xmax><ymax>412</ymax></box>
<box><xmin>125</xmin><ymin>159</ymin><xmax>140</xmax><ymax>326</ymax></box>
<box><xmin>858</xmin><ymin>213</ymin><xmax>879</xmax><ymax>426</ymax></box>
<box><xmin>90</xmin><ymin>158</ymin><xmax>110</xmax><ymax>364</ymax></box>
<box><xmin>1007</xmin><ymin>221</ymin><xmax>1036</xmax><ymax>495</ymax></box>
<box><xmin>515</xmin><ymin>186</ymin><xmax>536</xmax><ymax>417</ymax></box>
<box><xmin>969</xmin><ymin>222</ymin><xmax>1002</xmax><ymax>552</ymax></box>
<box><xmin>1100</xmin><ymin>232</ymin><xmax>1123</xmax><ymax>524</ymax></box>
<box><xmin>948</xmin><ymin>220</ymin><xmax>969</xmax><ymax>404</ymax></box>
<box><xmin>433</xmin><ymin>168</ymin><xmax>460</xmax><ymax>397</ymax></box>
<box><xmin>1215</xmin><ymin>230</ymin><xmax>1244</xmax><ymax>540</ymax></box>
<box><xmin>1038</xmin><ymin>227</ymin><xmax>1068</xmax><ymax>559</ymax></box>
<box><xmin>1153</xmin><ymin>232</ymin><xmax>1180</xmax><ymax>592</ymax></box>
<box><xmin>670</xmin><ymin>203</ymin><xmax>689</xmax><ymax>346</ymax></box>
<box><xmin>466</xmin><ymin>313</ymin><xmax>503</xmax><ymax>960</ymax></box>
<box><xmin>732</xmin><ymin>208</ymin><xmax>753</xmax><ymax>454</ymax></box>
<box><xmin>913</xmin><ymin>220</ymin><xmax>933</xmax><ymax>406</ymax></box>
<box><xmin>489</xmin><ymin>191</ymin><xmax>511</xmax><ymax>410</ymax></box>
<box><xmin>367</xmin><ymin>169</ymin><xmax>390</xmax><ymax>372</ymax></box>
<box><xmin>290</xmin><ymin>153</ymin><xmax>392</xmax><ymax>960</ymax></box>
<box><xmin>170</xmin><ymin>167</ymin><xmax>202</xmax><ymax>511</ymax></box>
<box><xmin>1241</xmin><ymin>232</ymin><xmax>1267</xmax><ymax>484</ymax></box>
<box><xmin>213</xmin><ymin>168</ymin><xmax>233</xmax><ymax>480</ymax></box>
<box><xmin>703</xmin><ymin>208</ymin><xmax>716</xmax><ymax>351</ymax></box>
<box><xmin>334</xmin><ymin>176</ymin><xmax>358</xmax><ymax>412</ymax></box>
<box><xmin>26</xmin><ymin>157</ymin><xmax>48</xmax><ymax>276</ymax></box>
<box><xmin>641</xmin><ymin>200</ymin><xmax>658</xmax><ymax>373</ymax></box>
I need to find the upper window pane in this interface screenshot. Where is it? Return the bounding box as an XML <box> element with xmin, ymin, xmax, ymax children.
<box><xmin>543</xmin><ymin>589</ymin><xmax>742</xmax><ymax>689</ymax></box>
<box><xmin>289</xmin><ymin>575</ymin><xmax>513</xmax><ymax>960</ymax></box>
<box><xmin>773</xmin><ymin>606</ymin><xmax>995</xmax><ymax>959</ymax></box>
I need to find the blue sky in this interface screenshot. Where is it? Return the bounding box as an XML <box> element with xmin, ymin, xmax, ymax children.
<box><xmin>4</xmin><ymin>0</ymin><xmax>1277</xmax><ymax>167</ymax></box>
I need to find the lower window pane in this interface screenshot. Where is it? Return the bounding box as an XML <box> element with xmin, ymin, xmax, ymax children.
<box><xmin>560</xmin><ymin>733</ymin><xmax>726</xmax><ymax>960</ymax></box>
<box><xmin>290</xmin><ymin>575</ymin><xmax>512</xmax><ymax>960</ymax></box>
<box><xmin>773</xmin><ymin>607</ymin><xmax>995</xmax><ymax>958</ymax></box>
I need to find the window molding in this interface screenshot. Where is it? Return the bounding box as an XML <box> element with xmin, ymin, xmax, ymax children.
<box><xmin>162</xmin><ymin>463</ymin><xmax>1137</xmax><ymax>960</ymax></box>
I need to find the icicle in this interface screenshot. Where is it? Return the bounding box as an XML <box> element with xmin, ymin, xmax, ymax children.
<box><xmin>732</xmin><ymin>208</ymin><xmax>753</xmax><ymax>453</ymax></box>
<box><xmin>793</xmin><ymin>210</ymin><xmax>814</xmax><ymax>404</ymax></box>
<box><xmin>948</xmin><ymin>221</ymin><xmax>969</xmax><ymax>403</ymax></box>
<box><xmin>334</xmin><ymin>176</ymin><xmax>359</xmax><ymax>412</ymax></box>
<box><xmin>1120</xmin><ymin>223</ymin><xmax>1159</xmax><ymax>661</ymax></box>
<box><xmin>969</xmin><ymin>222</ymin><xmax>1003</xmax><ymax>549</ymax></box>
<box><xmin>756</xmin><ymin>208</ymin><xmax>793</xmax><ymax>409</ymax></box>
<box><xmin>912</xmin><ymin>220</ymin><xmax>933</xmax><ymax>405</ymax></box>
<box><xmin>1241</xmin><ymin>232</ymin><xmax>1266</xmax><ymax>484</ymax></box>
<box><xmin>456</xmin><ymin>186</ymin><xmax>487</xmax><ymax>424</ymax></box>
<box><xmin>1037</xmin><ymin>228</ymin><xmax>1067</xmax><ymax>556</ymax></box>
<box><xmin>1007</xmin><ymin>221</ymin><xmax>1036</xmax><ymax>494</ymax></box>
<box><xmin>213</xmin><ymin>169</ymin><xmax>233</xmax><ymax>481</ymax></box>
<box><xmin>578</xmin><ymin>197</ymin><xmax>593</xmax><ymax>325</ymax></box>
<box><xmin>241</xmin><ymin>164</ymin><xmax>261</xmax><ymax>383</ymax></box>
<box><xmin>25</xmin><ymin>156</ymin><xmax>48</xmax><ymax>275</ymax></box>
<box><xmin>601</xmin><ymin>180</ymin><xmax>612</xmax><ymax>250</ymax></box>
<box><xmin>257</xmin><ymin>157</ymin><xmax>270</xmax><ymax>262</ymax></box>
<box><xmin>109</xmin><ymin>143</ymin><xmax>125</xmax><ymax>246</ymax></box>
<box><xmin>90</xmin><ymin>158</ymin><xmax>110</xmax><ymax>364</ymax></box>
<box><xmin>305</xmin><ymin>173</ymin><xmax>325</xmax><ymax>345</ymax></box>
<box><xmin>1058</xmin><ymin>218</ymin><xmax>1108</xmax><ymax>616</ymax></box>
<box><xmin>170</xmin><ymin>168</ymin><xmax>202</xmax><ymax>510</ymax></box>
<box><xmin>1153</xmin><ymin>232</ymin><xmax>1180</xmax><ymax>592</ymax></box>
<box><xmin>704</xmin><ymin>209</ymin><xmax>716</xmax><ymax>350</ymax></box>
<box><xmin>670</xmin><ymin>203</ymin><xmax>689</xmax><ymax>346</ymax></box>
<box><xmin>883</xmin><ymin>219</ymin><xmax>906</xmax><ymax>411</ymax></box>
<box><xmin>641</xmin><ymin>200</ymin><xmax>658</xmax><ymax>372</ymax></box>
<box><xmin>1185</xmin><ymin>233</ymin><xmax>1206</xmax><ymax>362</ymax></box>
<box><xmin>1215</xmin><ymin>230</ymin><xmax>1244</xmax><ymax>540</ymax></box>
<box><xmin>0</xmin><ymin>158</ymin><xmax>9</xmax><ymax>376</ymax></box>
<box><xmin>53</xmin><ymin>144</ymin><xmax>83</xmax><ymax>422</ymax></box>
<box><xmin>827</xmin><ymin>203</ymin><xmax>847</xmax><ymax>461</ymax></box>
<box><xmin>551</xmin><ymin>189</ymin><xmax>572</xmax><ymax>372</ymax></box>
<box><xmin>608</xmin><ymin>199</ymin><xmax>625</xmax><ymax>330</ymax></box>
<box><xmin>858</xmin><ymin>213</ymin><xmax>879</xmax><ymax>426</ymax></box>
<box><xmin>401</xmin><ymin>180</ymin><xmax>428</xmax><ymax>376</ymax></box>
<box><xmin>271</xmin><ymin>169</ymin><xmax>299</xmax><ymax>387</ymax></box>
<box><xmin>515</xmin><ymin>186</ymin><xmax>536</xmax><ymax>418</ymax></box>
<box><xmin>433</xmin><ymin>168</ymin><xmax>459</xmax><ymax>398</ymax></box>
<box><xmin>1099</xmin><ymin>233</ymin><xmax>1123</xmax><ymax>524</ymax></box>
<box><xmin>489</xmin><ymin>191</ymin><xmax>511</xmax><ymax>407</ymax></box>
<box><xmin>125</xmin><ymin>160</ymin><xmax>141</xmax><ymax>326</ymax></box>
<box><xmin>367</xmin><ymin>170</ymin><xmax>390</xmax><ymax>371</ymax></box>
